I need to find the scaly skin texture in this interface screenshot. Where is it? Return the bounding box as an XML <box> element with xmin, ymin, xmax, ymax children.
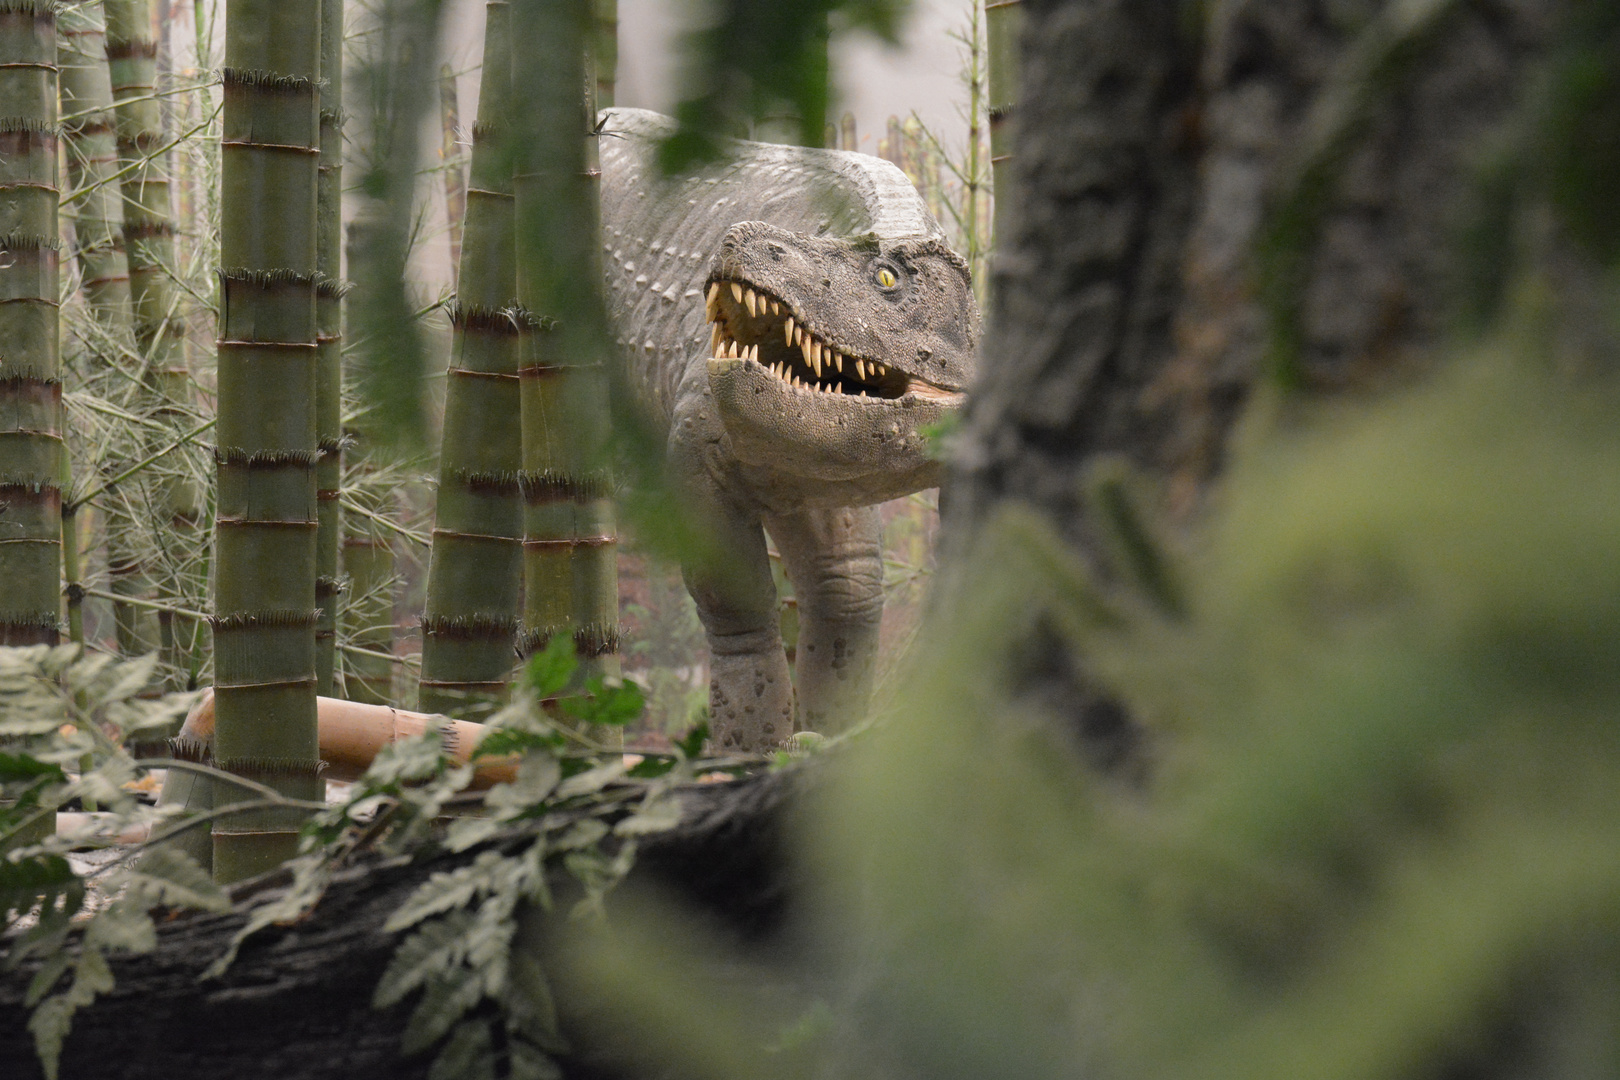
<box><xmin>600</xmin><ymin>109</ymin><xmax>980</xmax><ymax>750</ymax></box>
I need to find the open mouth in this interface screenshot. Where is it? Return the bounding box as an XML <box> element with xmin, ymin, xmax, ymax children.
<box><xmin>705</xmin><ymin>278</ymin><xmax>937</xmax><ymax>401</ymax></box>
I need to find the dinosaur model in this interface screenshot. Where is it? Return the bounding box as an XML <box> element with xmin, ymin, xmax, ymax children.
<box><xmin>599</xmin><ymin>108</ymin><xmax>979</xmax><ymax>751</ymax></box>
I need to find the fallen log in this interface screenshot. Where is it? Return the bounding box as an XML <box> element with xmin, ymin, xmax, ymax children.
<box><xmin>0</xmin><ymin>766</ymin><xmax>802</xmax><ymax>1080</ymax></box>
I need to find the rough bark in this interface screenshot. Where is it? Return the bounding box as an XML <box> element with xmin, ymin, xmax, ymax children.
<box><xmin>0</xmin><ymin>770</ymin><xmax>800</xmax><ymax>1080</ymax></box>
<box><xmin>944</xmin><ymin>0</ymin><xmax>1569</xmax><ymax>752</ymax></box>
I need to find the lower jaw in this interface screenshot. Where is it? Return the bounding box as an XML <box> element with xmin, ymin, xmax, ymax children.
<box><xmin>708</xmin><ymin>357</ymin><xmax>951</xmax><ymax>491</ymax></box>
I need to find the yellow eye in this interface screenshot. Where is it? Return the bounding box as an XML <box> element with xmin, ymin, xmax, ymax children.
<box><xmin>875</xmin><ymin>266</ymin><xmax>898</xmax><ymax>289</ymax></box>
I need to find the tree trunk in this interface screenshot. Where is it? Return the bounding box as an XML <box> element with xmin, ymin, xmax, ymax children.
<box><xmin>419</xmin><ymin>0</ymin><xmax>524</xmax><ymax>719</ymax></box>
<box><xmin>211</xmin><ymin>0</ymin><xmax>324</xmax><ymax>881</ymax></box>
<box><xmin>943</xmin><ymin>0</ymin><xmax>1575</xmax><ymax>756</ymax></box>
<box><xmin>0</xmin><ymin>0</ymin><xmax>63</xmax><ymax>649</ymax></box>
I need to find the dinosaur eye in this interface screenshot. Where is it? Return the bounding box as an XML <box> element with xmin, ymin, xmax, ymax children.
<box><xmin>873</xmin><ymin>263</ymin><xmax>900</xmax><ymax>290</ymax></box>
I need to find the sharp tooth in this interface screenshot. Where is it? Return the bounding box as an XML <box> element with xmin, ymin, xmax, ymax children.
<box><xmin>745</xmin><ymin>289</ymin><xmax>758</xmax><ymax>318</ymax></box>
<box><xmin>834</xmin><ymin>352</ymin><xmax>843</xmax><ymax>373</ymax></box>
<box><xmin>707</xmin><ymin>282</ymin><xmax>720</xmax><ymax>306</ymax></box>
<box><xmin>874</xmin><ymin>362</ymin><xmax>885</xmax><ymax>377</ymax></box>
<box><xmin>810</xmin><ymin>348</ymin><xmax>822</xmax><ymax>378</ymax></box>
<box><xmin>748</xmin><ymin>344</ymin><xmax>758</xmax><ymax>362</ymax></box>
<box><xmin>857</xmin><ymin>359</ymin><xmax>867</xmax><ymax>381</ymax></box>
<box><xmin>770</xmin><ymin>299</ymin><xmax>780</xmax><ymax>315</ymax></box>
<box><xmin>710</xmin><ymin>325</ymin><xmax>722</xmax><ymax>353</ymax></box>
<box><xmin>801</xmin><ymin>338</ymin><xmax>813</xmax><ymax>365</ymax></box>
<box><xmin>731</xmin><ymin>282</ymin><xmax>743</xmax><ymax>304</ymax></box>
<box><xmin>784</xmin><ymin>316</ymin><xmax>795</xmax><ymax>344</ymax></box>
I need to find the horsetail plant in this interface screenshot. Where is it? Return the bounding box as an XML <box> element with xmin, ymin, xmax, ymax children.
<box><xmin>0</xmin><ymin>0</ymin><xmax>63</xmax><ymax>650</ymax></box>
<box><xmin>419</xmin><ymin>0</ymin><xmax>524</xmax><ymax>719</ymax></box>
<box><xmin>511</xmin><ymin>0</ymin><xmax>620</xmax><ymax>685</ymax></box>
<box><xmin>209</xmin><ymin>0</ymin><xmax>324</xmax><ymax>882</ymax></box>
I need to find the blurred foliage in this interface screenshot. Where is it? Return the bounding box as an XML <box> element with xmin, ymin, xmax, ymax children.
<box><xmin>560</xmin><ymin>318</ymin><xmax>1620</xmax><ymax>1080</ymax></box>
<box><xmin>0</xmin><ymin>648</ymin><xmax>217</xmax><ymax>1080</ymax></box>
<box><xmin>659</xmin><ymin>0</ymin><xmax>911</xmax><ymax>170</ymax></box>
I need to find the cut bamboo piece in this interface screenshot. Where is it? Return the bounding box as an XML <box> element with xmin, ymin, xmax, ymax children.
<box><xmin>0</xmin><ymin>0</ymin><xmax>63</xmax><ymax>647</ymax></box>
<box><xmin>420</xmin><ymin>1</ymin><xmax>523</xmax><ymax>719</ymax></box>
<box><xmin>176</xmin><ymin>689</ymin><xmax>519</xmax><ymax>788</ymax></box>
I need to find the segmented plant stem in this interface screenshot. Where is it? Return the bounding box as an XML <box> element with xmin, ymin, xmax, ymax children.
<box><xmin>0</xmin><ymin>0</ymin><xmax>64</xmax><ymax>648</ymax></box>
<box><xmin>510</xmin><ymin>0</ymin><xmax>620</xmax><ymax>688</ymax></box>
<box><xmin>419</xmin><ymin>0</ymin><xmax>523</xmax><ymax>719</ymax></box>
<box><xmin>210</xmin><ymin>0</ymin><xmax>323</xmax><ymax>882</ymax></box>
<box><xmin>314</xmin><ymin>0</ymin><xmax>343</xmax><ymax>696</ymax></box>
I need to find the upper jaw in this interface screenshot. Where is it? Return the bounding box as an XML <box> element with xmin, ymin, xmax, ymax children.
<box><xmin>702</xmin><ymin>275</ymin><xmax>965</xmax><ymax>406</ymax></box>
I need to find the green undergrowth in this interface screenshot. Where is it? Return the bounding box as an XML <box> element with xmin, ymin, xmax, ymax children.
<box><xmin>2</xmin><ymin>636</ymin><xmax>733</xmax><ymax>1080</ymax></box>
<box><xmin>553</xmin><ymin>341</ymin><xmax>1620</xmax><ymax>1079</ymax></box>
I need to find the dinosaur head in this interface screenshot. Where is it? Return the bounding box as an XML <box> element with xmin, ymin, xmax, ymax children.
<box><xmin>702</xmin><ymin>221</ymin><xmax>979</xmax><ymax>502</ymax></box>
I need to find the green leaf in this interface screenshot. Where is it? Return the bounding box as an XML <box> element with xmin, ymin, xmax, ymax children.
<box><xmin>0</xmin><ymin>754</ymin><xmax>65</xmax><ymax>784</ymax></box>
<box><xmin>675</xmin><ymin>722</ymin><xmax>710</xmax><ymax>760</ymax></box>
<box><xmin>472</xmin><ymin>729</ymin><xmax>563</xmax><ymax>760</ymax></box>
<box><xmin>364</xmin><ymin>730</ymin><xmax>451</xmax><ymax>787</ymax></box>
<box><xmin>385</xmin><ymin>852</ymin><xmax>505</xmax><ymax>934</ymax></box>
<box><xmin>117</xmin><ymin>848</ymin><xmax>230</xmax><ymax>913</ymax></box>
<box><xmin>550</xmin><ymin>819</ymin><xmax>608</xmax><ymax>852</ymax></box>
<box><xmin>508</xmin><ymin>1038</ymin><xmax>563</xmax><ymax>1080</ymax></box>
<box><xmin>524</xmin><ymin>635</ymin><xmax>578</xmax><ymax>698</ymax></box>
<box><xmin>23</xmin><ymin>952</ymin><xmax>69</xmax><ymax>1009</ymax></box>
<box><xmin>484</xmin><ymin>755</ymin><xmax>562</xmax><ymax>820</ymax></box>
<box><xmin>1</xmin><ymin>856</ymin><xmax>83</xmax><ymax>924</ymax></box>
<box><xmin>559</xmin><ymin>676</ymin><xmax>645</xmax><ymax>727</ymax></box>
<box><xmin>28</xmin><ymin>993</ymin><xmax>73</xmax><ymax>1080</ymax></box>
<box><xmin>626</xmin><ymin>756</ymin><xmax>676</xmax><ymax>779</ymax></box>
<box><xmin>427</xmin><ymin>1019</ymin><xmax>495</xmax><ymax>1080</ymax></box>
<box><xmin>445</xmin><ymin>816</ymin><xmax>504</xmax><ymax>854</ymax></box>
<box><xmin>375</xmin><ymin>909</ymin><xmax>475</xmax><ymax>1009</ymax></box>
<box><xmin>554</xmin><ymin>760</ymin><xmax>627</xmax><ymax>801</ymax></box>
<box><xmin>403</xmin><ymin>964</ymin><xmax>487</xmax><ymax>1055</ymax></box>
<box><xmin>614</xmin><ymin>795</ymin><xmax>683</xmax><ymax>837</ymax></box>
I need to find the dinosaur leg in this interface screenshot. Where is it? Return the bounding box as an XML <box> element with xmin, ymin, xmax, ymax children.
<box><xmin>684</xmin><ymin>499</ymin><xmax>795</xmax><ymax>753</ymax></box>
<box><xmin>765</xmin><ymin>505</ymin><xmax>884</xmax><ymax>735</ymax></box>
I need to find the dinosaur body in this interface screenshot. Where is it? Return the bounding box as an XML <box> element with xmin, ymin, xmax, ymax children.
<box><xmin>599</xmin><ymin>108</ymin><xmax>979</xmax><ymax>751</ymax></box>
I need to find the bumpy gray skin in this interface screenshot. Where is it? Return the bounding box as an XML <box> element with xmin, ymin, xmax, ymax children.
<box><xmin>599</xmin><ymin>108</ymin><xmax>979</xmax><ymax>751</ymax></box>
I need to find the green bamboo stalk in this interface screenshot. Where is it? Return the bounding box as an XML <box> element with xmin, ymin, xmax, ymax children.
<box><xmin>314</xmin><ymin>0</ymin><xmax>343</xmax><ymax>696</ymax></box>
<box><xmin>59</xmin><ymin>0</ymin><xmax>157</xmax><ymax>658</ymax></box>
<box><xmin>57</xmin><ymin>2</ymin><xmax>133</xmax><ymax>330</ymax></box>
<box><xmin>510</xmin><ymin>0</ymin><xmax>619</xmax><ymax>683</ymax></box>
<box><xmin>107</xmin><ymin>0</ymin><xmax>204</xmax><ymax>673</ymax></box>
<box><xmin>0</xmin><ymin>0</ymin><xmax>63</xmax><ymax>649</ymax></box>
<box><xmin>340</xmin><ymin>529</ymin><xmax>395</xmax><ymax>705</ymax></box>
<box><xmin>211</xmin><ymin>0</ymin><xmax>323</xmax><ymax>883</ymax></box>
<box><xmin>985</xmin><ymin>0</ymin><xmax>1022</xmax><ymax>255</ymax></box>
<box><xmin>419</xmin><ymin>0</ymin><xmax>522</xmax><ymax>719</ymax></box>
<box><xmin>338</xmin><ymin>207</ymin><xmax>397</xmax><ymax>707</ymax></box>
<box><xmin>592</xmin><ymin>0</ymin><xmax>615</xmax><ymax>108</ymax></box>
<box><xmin>439</xmin><ymin>61</ymin><xmax>465</xmax><ymax>280</ymax></box>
